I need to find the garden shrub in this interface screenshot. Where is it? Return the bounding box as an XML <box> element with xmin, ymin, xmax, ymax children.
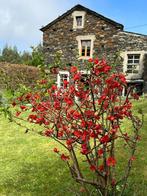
<box><xmin>8</xmin><ymin>58</ymin><xmax>143</xmax><ymax>195</ymax></box>
<box><xmin>0</xmin><ymin>62</ymin><xmax>41</xmax><ymax>91</ymax></box>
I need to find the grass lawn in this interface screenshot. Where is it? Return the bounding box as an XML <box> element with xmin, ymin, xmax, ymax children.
<box><xmin>0</xmin><ymin>98</ymin><xmax>147</xmax><ymax>195</ymax></box>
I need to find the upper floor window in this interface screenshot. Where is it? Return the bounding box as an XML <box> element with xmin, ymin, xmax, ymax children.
<box><xmin>72</xmin><ymin>11</ymin><xmax>85</xmax><ymax>29</ymax></box>
<box><xmin>127</xmin><ymin>54</ymin><xmax>140</xmax><ymax>74</ymax></box>
<box><xmin>76</xmin><ymin>16</ymin><xmax>82</xmax><ymax>27</ymax></box>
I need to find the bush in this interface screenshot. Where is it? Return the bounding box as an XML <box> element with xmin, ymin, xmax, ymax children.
<box><xmin>8</xmin><ymin>58</ymin><xmax>143</xmax><ymax>195</ymax></box>
<box><xmin>0</xmin><ymin>62</ymin><xmax>41</xmax><ymax>91</ymax></box>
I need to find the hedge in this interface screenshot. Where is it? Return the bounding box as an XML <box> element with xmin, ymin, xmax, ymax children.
<box><xmin>0</xmin><ymin>62</ymin><xmax>41</xmax><ymax>91</ymax></box>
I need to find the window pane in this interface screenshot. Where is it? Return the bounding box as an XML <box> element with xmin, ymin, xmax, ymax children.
<box><xmin>81</xmin><ymin>40</ymin><xmax>91</xmax><ymax>47</ymax></box>
<box><xmin>76</xmin><ymin>16</ymin><xmax>82</xmax><ymax>26</ymax></box>
<box><xmin>134</xmin><ymin>54</ymin><xmax>140</xmax><ymax>59</ymax></box>
<box><xmin>133</xmin><ymin>70</ymin><xmax>139</xmax><ymax>74</ymax></box>
<box><xmin>82</xmin><ymin>48</ymin><xmax>85</xmax><ymax>56</ymax></box>
<box><xmin>127</xmin><ymin>64</ymin><xmax>133</xmax><ymax>69</ymax></box>
<box><xmin>134</xmin><ymin>60</ymin><xmax>139</xmax><ymax>63</ymax></box>
<box><xmin>126</xmin><ymin>70</ymin><xmax>133</xmax><ymax>73</ymax></box>
<box><xmin>128</xmin><ymin>54</ymin><xmax>133</xmax><ymax>59</ymax></box>
<box><xmin>87</xmin><ymin>47</ymin><xmax>91</xmax><ymax>56</ymax></box>
<box><xmin>128</xmin><ymin>60</ymin><xmax>133</xmax><ymax>63</ymax></box>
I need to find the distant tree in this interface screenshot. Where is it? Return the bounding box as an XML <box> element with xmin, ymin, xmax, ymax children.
<box><xmin>0</xmin><ymin>44</ymin><xmax>45</xmax><ymax>67</ymax></box>
<box><xmin>28</xmin><ymin>44</ymin><xmax>44</xmax><ymax>67</ymax></box>
<box><xmin>21</xmin><ymin>51</ymin><xmax>32</xmax><ymax>65</ymax></box>
<box><xmin>0</xmin><ymin>45</ymin><xmax>21</xmax><ymax>64</ymax></box>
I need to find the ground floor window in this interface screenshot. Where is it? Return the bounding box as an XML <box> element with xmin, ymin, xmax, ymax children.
<box><xmin>126</xmin><ymin>54</ymin><xmax>140</xmax><ymax>74</ymax></box>
<box><xmin>57</xmin><ymin>71</ymin><xmax>69</xmax><ymax>88</ymax></box>
<box><xmin>121</xmin><ymin>51</ymin><xmax>145</xmax><ymax>80</ymax></box>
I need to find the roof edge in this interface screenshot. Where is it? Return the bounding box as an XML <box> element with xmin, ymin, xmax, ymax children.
<box><xmin>40</xmin><ymin>4</ymin><xmax>124</xmax><ymax>32</ymax></box>
<box><xmin>122</xmin><ymin>30</ymin><xmax>147</xmax><ymax>37</ymax></box>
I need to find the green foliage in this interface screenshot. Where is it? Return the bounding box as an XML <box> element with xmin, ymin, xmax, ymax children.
<box><xmin>0</xmin><ymin>45</ymin><xmax>21</xmax><ymax>64</ymax></box>
<box><xmin>28</xmin><ymin>44</ymin><xmax>44</xmax><ymax>67</ymax></box>
<box><xmin>21</xmin><ymin>51</ymin><xmax>32</xmax><ymax>65</ymax></box>
<box><xmin>0</xmin><ymin>44</ymin><xmax>44</xmax><ymax>67</ymax></box>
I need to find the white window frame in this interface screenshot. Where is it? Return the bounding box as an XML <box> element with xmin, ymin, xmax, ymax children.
<box><xmin>75</xmin><ymin>70</ymin><xmax>90</xmax><ymax>102</ymax></box>
<box><xmin>72</xmin><ymin>11</ymin><xmax>85</xmax><ymax>29</ymax></box>
<box><xmin>126</xmin><ymin>54</ymin><xmax>140</xmax><ymax>74</ymax></box>
<box><xmin>121</xmin><ymin>51</ymin><xmax>145</xmax><ymax>80</ymax></box>
<box><xmin>57</xmin><ymin>71</ymin><xmax>70</xmax><ymax>88</ymax></box>
<box><xmin>76</xmin><ymin>35</ymin><xmax>96</xmax><ymax>60</ymax></box>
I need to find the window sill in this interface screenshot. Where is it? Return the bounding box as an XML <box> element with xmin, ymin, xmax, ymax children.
<box><xmin>78</xmin><ymin>56</ymin><xmax>91</xmax><ymax>60</ymax></box>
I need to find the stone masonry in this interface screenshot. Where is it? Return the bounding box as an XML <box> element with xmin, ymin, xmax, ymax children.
<box><xmin>40</xmin><ymin>4</ymin><xmax>147</xmax><ymax>93</ymax></box>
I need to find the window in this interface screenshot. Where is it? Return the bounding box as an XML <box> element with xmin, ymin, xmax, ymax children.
<box><xmin>126</xmin><ymin>54</ymin><xmax>140</xmax><ymax>74</ymax></box>
<box><xmin>76</xmin><ymin>16</ymin><xmax>82</xmax><ymax>27</ymax></box>
<box><xmin>121</xmin><ymin>51</ymin><xmax>145</xmax><ymax>80</ymax></box>
<box><xmin>81</xmin><ymin>40</ymin><xmax>91</xmax><ymax>57</ymax></box>
<box><xmin>57</xmin><ymin>71</ymin><xmax>69</xmax><ymax>88</ymax></box>
<box><xmin>76</xmin><ymin>35</ymin><xmax>96</xmax><ymax>59</ymax></box>
<box><xmin>72</xmin><ymin>11</ymin><xmax>85</xmax><ymax>29</ymax></box>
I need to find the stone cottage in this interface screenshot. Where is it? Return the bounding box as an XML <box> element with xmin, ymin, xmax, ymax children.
<box><xmin>40</xmin><ymin>4</ymin><xmax>147</xmax><ymax>94</ymax></box>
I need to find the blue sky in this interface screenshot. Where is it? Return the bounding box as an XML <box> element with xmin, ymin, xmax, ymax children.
<box><xmin>0</xmin><ymin>0</ymin><xmax>147</xmax><ymax>52</ymax></box>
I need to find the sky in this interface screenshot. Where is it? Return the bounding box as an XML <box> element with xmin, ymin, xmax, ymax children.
<box><xmin>0</xmin><ymin>0</ymin><xmax>147</xmax><ymax>53</ymax></box>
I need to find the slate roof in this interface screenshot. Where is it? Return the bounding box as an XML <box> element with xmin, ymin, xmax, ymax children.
<box><xmin>40</xmin><ymin>4</ymin><xmax>124</xmax><ymax>32</ymax></box>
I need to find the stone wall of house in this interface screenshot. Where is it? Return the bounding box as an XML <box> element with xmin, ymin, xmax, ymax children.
<box><xmin>42</xmin><ymin>9</ymin><xmax>147</xmax><ymax>92</ymax></box>
<box><xmin>42</xmin><ymin>11</ymin><xmax>122</xmax><ymax>66</ymax></box>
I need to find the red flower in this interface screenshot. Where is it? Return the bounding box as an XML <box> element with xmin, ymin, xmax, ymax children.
<box><xmin>53</xmin><ymin>148</ymin><xmax>59</xmax><ymax>153</ymax></box>
<box><xmin>72</xmin><ymin>111</ymin><xmax>82</xmax><ymax>120</ymax></box>
<box><xmin>84</xmin><ymin>110</ymin><xmax>94</xmax><ymax>118</ymax></box>
<box><xmin>100</xmin><ymin>135</ymin><xmax>110</xmax><ymax>144</ymax></box>
<box><xmin>66</xmin><ymin>139</ymin><xmax>74</xmax><ymax>146</ymax></box>
<box><xmin>130</xmin><ymin>156</ymin><xmax>136</xmax><ymax>161</ymax></box>
<box><xmin>73</xmin><ymin>73</ymin><xmax>81</xmax><ymax>81</ymax></box>
<box><xmin>107</xmin><ymin>116</ymin><xmax>115</xmax><ymax>121</ymax></box>
<box><xmin>20</xmin><ymin>105</ymin><xmax>27</xmax><ymax>111</ymax></box>
<box><xmin>44</xmin><ymin>129</ymin><xmax>53</xmax><ymax>137</ymax></box>
<box><xmin>12</xmin><ymin>101</ymin><xmax>16</xmax><ymax>107</ymax></box>
<box><xmin>106</xmin><ymin>157</ymin><xmax>116</xmax><ymax>167</ymax></box>
<box><xmin>94</xmin><ymin>58</ymin><xmax>99</xmax><ymax>64</ymax></box>
<box><xmin>98</xmin><ymin>148</ymin><xmax>103</xmax><ymax>156</ymax></box>
<box><xmin>16</xmin><ymin>111</ymin><xmax>21</xmax><ymax>117</ymax></box>
<box><xmin>51</xmin><ymin>85</ymin><xmax>57</xmax><ymax>91</ymax></box>
<box><xmin>64</xmin><ymin>97</ymin><xmax>73</xmax><ymax>106</ymax></box>
<box><xmin>63</xmin><ymin>80</ymin><xmax>69</xmax><ymax>88</ymax></box>
<box><xmin>70</xmin><ymin>66</ymin><xmax>78</xmax><ymax>73</ymax></box>
<box><xmin>90</xmin><ymin>165</ymin><xmax>96</xmax><ymax>171</ymax></box>
<box><xmin>61</xmin><ymin>154</ymin><xmax>70</xmax><ymax>161</ymax></box>
<box><xmin>81</xmin><ymin>143</ymin><xmax>89</xmax><ymax>155</ymax></box>
<box><xmin>54</xmin><ymin>101</ymin><xmax>60</xmax><ymax>110</ymax></box>
<box><xmin>39</xmin><ymin>79</ymin><xmax>47</xmax><ymax>85</ymax></box>
<box><xmin>73</xmin><ymin>130</ymin><xmax>82</xmax><ymax>138</ymax></box>
<box><xmin>88</xmin><ymin>58</ymin><xmax>93</xmax><ymax>63</ymax></box>
<box><xmin>28</xmin><ymin>114</ymin><xmax>37</xmax><ymax>122</ymax></box>
<box><xmin>98</xmin><ymin>164</ymin><xmax>104</xmax><ymax>172</ymax></box>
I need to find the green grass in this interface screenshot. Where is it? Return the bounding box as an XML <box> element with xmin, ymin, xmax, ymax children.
<box><xmin>0</xmin><ymin>99</ymin><xmax>147</xmax><ymax>195</ymax></box>
<box><xmin>0</xmin><ymin>118</ymin><xmax>76</xmax><ymax>196</ymax></box>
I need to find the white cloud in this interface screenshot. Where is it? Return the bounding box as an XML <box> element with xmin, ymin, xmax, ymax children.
<box><xmin>0</xmin><ymin>0</ymin><xmax>78</xmax><ymax>51</ymax></box>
